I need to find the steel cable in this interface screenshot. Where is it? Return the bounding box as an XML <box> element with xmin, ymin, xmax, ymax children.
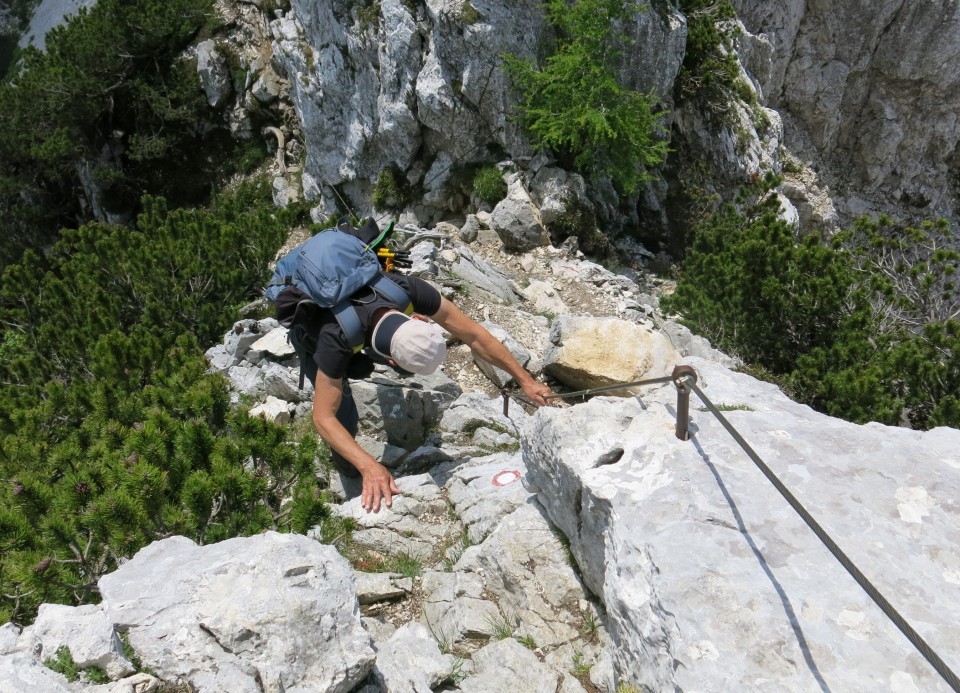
<box><xmin>687</xmin><ymin>379</ymin><xmax>960</xmax><ymax>692</ymax></box>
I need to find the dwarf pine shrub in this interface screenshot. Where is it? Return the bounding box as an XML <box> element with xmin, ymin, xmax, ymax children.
<box><xmin>0</xmin><ymin>181</ymin><xmax>329</xmax><ymax>625</ymax></box>
<box><xmin>665</xmin><ymin>175</ymin><xmax>960</xmax><ymax>429</ymax></box>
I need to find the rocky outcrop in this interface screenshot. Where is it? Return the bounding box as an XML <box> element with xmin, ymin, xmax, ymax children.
<box><xmin>269</xmin><ymin>0</ymin><xmax>685</xmax><ymax>226</ymax></box>
<box><xmin>524</xmin><ymin>358</ymin><xmax>960</xmax><ymax>691</ymax></box>
<box><xmin>196</xmin><ymin>39</ymin><xmax>232</xmax><ymax>109</ymax></box>
<box><xmin>735</xmin><ymin>0</ymin><xmax>960</xmax><ymax>222</ymax></box>
<box><xmin>490</xmin><ymin>172</ymin><xmax>550</xmax><ymax>252</ymax></box>
<box><xmin>1</xmin><ymin>533</ymin><xmax>376</xmax><ymax>692</ymax></box>
<box><xmin>269</xmin><ymin>0</ymin><xmax>544</xmax><ymax>221</ymax></box>
<box><xmin>264</xmin><ymin>0</ymin><xmax>960</xmax><ymax>232</ymax></box>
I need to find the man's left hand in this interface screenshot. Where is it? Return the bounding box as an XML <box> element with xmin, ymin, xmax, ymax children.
<box><xmin>360</xmin><ymin>461</ymin><xmax>402</xmax><ymax>513</ymax></box>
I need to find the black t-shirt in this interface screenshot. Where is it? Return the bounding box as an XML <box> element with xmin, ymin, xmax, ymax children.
<box><xmin>303</xmin><ymin>273</ymin><xmax>442</xmax><ymax>380</ymax></box>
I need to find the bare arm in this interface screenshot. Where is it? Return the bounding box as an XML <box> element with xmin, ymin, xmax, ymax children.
<box><xmin>311</xmin><ymin>372</ymin><xmax>400</xmax><ymax>512</ymax></box>
<box><xmin>432</xmin><ymin>297</ymin><xmax>553</xmax><ymax>405</ymax></box>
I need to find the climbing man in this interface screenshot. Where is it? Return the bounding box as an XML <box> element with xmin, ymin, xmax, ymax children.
<box><xmin>277</xmin><ymin>271</ymin><xmax>553</xmax><ymax>513</ymax></box>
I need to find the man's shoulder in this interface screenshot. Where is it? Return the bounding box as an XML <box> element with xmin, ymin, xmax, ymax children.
<box><xmin>385</xmin><ymin>272</ymin><xmax>426</xmax><ymax>291</ymax></box>
<box><xmin>386</xmin><ymin>273</ymin><xmax>441</xmax><ymax>313</ymax></box>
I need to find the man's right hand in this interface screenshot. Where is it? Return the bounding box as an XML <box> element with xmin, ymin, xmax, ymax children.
<box><xmin>360</xmin><ymin>461</ymin><xmax>402</xmax><ymax>513</ymax></box>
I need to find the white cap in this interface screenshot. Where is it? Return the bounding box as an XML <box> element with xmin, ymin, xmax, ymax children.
<box><xmin>371</xmin><ymin>311</ymin><xmax>446</xmax><ymax>375</ymax></box>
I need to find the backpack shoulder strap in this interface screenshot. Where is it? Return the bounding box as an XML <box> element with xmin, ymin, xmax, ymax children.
<box><xmin>371</xmin><ymin>275</ymin><xmax>414</xmax><ymax>315</ymax></box>
<box><xmin>331</xmin><ymin>301</ymin><xmax>366</xmax><ymax>354</ymax></box>
<box><xmin>287</xmin><ymin>323</ymin><xmax>318</xmax><ymax>390</ymax></box>
<box><xmin>330</xmin><ymin>275</ymin><xmax>414</xmax><ymax>354</ymax></box>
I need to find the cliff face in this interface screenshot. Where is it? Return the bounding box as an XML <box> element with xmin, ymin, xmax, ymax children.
<box><xmin>735</xmin><ymin>0</ymin><xmax>960</xmax><ymax>222</ymax></box>
<box><xmin>270</xmin><ymin>0</ymin><xmax>686</xmax><ymax>224</ymax></box>
<box><xmin>271</xmin><ymin>0</ymin><xmax>547</xmax><ymax>220</ymax></box>
<box><xmin>269</xmin><ymin>0</ymin><xmax>959</xmax><ymax>231</ymax></box>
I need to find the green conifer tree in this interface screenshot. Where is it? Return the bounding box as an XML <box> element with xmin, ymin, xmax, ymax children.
<box><xmin>504</xmin><ymin>0</ymin><xmax>669</xmax><ymax>193</ymax></box>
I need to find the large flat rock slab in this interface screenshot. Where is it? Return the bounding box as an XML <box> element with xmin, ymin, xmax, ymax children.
<box><xmin>524</xmin><ymin>357</ymin><xmax>960</xmax><ymax>692</ymax></box>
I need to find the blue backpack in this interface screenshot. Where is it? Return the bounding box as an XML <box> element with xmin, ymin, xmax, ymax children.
<box><xmin>265</xmin><ymin>222</ymin><xmax>413</xmax><ymax>356</ymax></box>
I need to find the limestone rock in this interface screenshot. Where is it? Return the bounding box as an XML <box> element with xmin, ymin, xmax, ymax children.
<box><xmin>520</xmin><ymin>279</ymin><xmax>569</xmax><ymax>318</ymax></box>
<box><xmin>529</xmin><ymin>167</ymin><xmax>590</xmax><ymax>228</ymax></box>
<box><xmin>251</xmin><ymin>64</ymin><xmax>284</xmax><ymax>105</ymax></box>
<box><xmin>248</xmin><ymin>395</ymin><xmax>293</xmax><ymax>424</ymax></box>
<box><xmin>196</xmin><ymin>40</ymin><xmax>232</xmax><ymax>109</ymax></box>
<box><xmin>459</xmin><ymin>214</ymin><xmax>482</xmax><ymax>243</ymax></box>
<box><xmin>458</xmin><ymin>637</ymin><xmax>560</xmax><ymax>692</ymax></box>
<box><xmin>490</xmin><ymin>173</ymin><xmax>550</xmax><ymax>252</ymax></box>
<box><xmin>472</xmin><ymin>321</ymin><xmax>531</xmax><ymax>388</ymax></box>
<box><xmin>373</xmin><ymin>623</ymin><xmax>455</xmax><ymax>693</ymax></box>
<box><xmin>450</xmin><ymin>247</ymin><xmax>520</xmax><ymax>304</ymax></box>
<box><xmin>27</xmin><ymin>603</ymin><xmax>134</xmax><ymax>680</ymax></box>
<box><xmin>99</xmin><ymin>533</ymin><xmax>375</xmax><ymax>693</ymax></box>
<box><xmin>445</xmin><ymin>453</ymin><xmax>532</xmax><ymax>544</ymax></box>
<box><xmin>350</xmin><ymin>371</ymin><xmax>461</xmax><ymax>451</ymax></box>
<box><xmin>355</xmin><ymin>572</ymin><xmax>413</xmax><ymax>605</ymax></box>
<box><xmin>524</xmin><ymin>357</ymin><xmax>960</xmax><ymax>691</ymax></box>
<box><xmin>249</xmin><ymin>326</ymin><xmax>295</xmax><ymax>359</ymax></box>
<box><xmin>422</xmin><ymin>571</ymin><xmax>501</xmax><ymax>645</ymax></box>
<box><xmin>735</xmin><ymin>0</ymin><xmax>960</xmax><ymax>221</ymax></box>
<box><xmin>439</xmin><ymin>392</ymin><xmax>530</xmax><ymax>447</ymax></box>
<box><xmin>661</xmin><ymin>321</ymin><xmax>739</xmax><ymax>368</ymax></box>
<box><xmin>462</xmin><ymin>504</ymin><xmax>585</xmax><ymax>648</ymax></box>
<box><xmin>332</xmin><ymin>474</ymin><xmax>449</xmax><ymax>559</ymax></box>
<box><xmin>409</xmin><ymin>240</ymin><xmax>439</xmax><ymax>276</ymax></box>
<box><xmin>0</xmin><ymin>650</ymin><xmax>71</xmax><ymax>692</ymax></box>
<box><xmin>543</xmin><ymin>316</ymin><xmax>680</xmax><ymax>392</ymax></box>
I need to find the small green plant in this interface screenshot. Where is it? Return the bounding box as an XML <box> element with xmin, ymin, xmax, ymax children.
<box><xmin>425</xmin><ymin>616</ymin><xmax>455</xmax><ymax>654</ymax></box>
<box><xmin>372</xmin><ymin>167</ymin><xmax>401</xmax><ymax>209</ymax></box>
<box><xmin>458</xmin><ymin>1</ymin><xmax>482</xmax><ymax>24</ymax></box>
<box><xmin>448</xmin><ymin>656</ymin><xmax>468</xmax><ymax>684</ymax></box>
<box><xmin>782</xmin><ymin>157</ymin><xmax>803</xmax><ymax>174</ymax></box>
<box><xmin>517</xmin><ymin>634</ymin><xmax>537</xmax><ymax>650</ymax></box>
<box><xmin>372</xmin><ymin>165</ymin><xmax>416</xmax><ymax>211</ymax></box>
<box><xmin>572</xmin><ymin>651</ymin><xmax>592</xmax><ymax>676</ymax></box>
<box><xmin>551</xmin><ymin>526</ymin><xmax>576</xmax><ymax>568</ymax></box>
<box><xmin>616</xmin><ymin>685</ymin><xmax>644</xmax><ymax>693</ymax></box>
<box><xmin>580</xmin><ymin>608</ymin><xmax>600</xmax><ymax>641</ymax></box>
<box><xmin>119</xmin><ymin>631</ymin><xmax>143</xmax><ymax>671</ymax></box>
<box><xmin>536</xmin><ymin>310</ymin><xmax>559</xmax><ymax>323</ymax></box>
<box><xmin>675</xmin><ymin>0</ymin><xmax>742</xmax><ymax>113</ymax></box>
<box><xmin>357</xmin><ymin>1</ymin><xmax>382</xmax><ymax>31</ymax></box>
<box><xmin>352</xmin><ymin>548</ymin><xmax>423</xmax><ymax>577</ymax></box>
<box><xmin>442</xmin><ymin>530</ymin><xmax>474</xmax><ymax>571</ymax></box>
<box><xmin>44</xmin><ymin>645</ymin><xmax>80</xmax><ymax>682</ymax></box>
<box><xmin>486</xmin><ymin>613</ymin><xmax>514</xmax><ymax>640</ymax></box>
<box><xmin>317</xmin><ymin>514</ymin><xmax>357</xmax><ymax>548</ymax></box>
<box><xmin>700</xmin><ymin>403</ymin><xmax>754</xmax><ymax>412</ymax></box>
<box><xmin>462</xmin><ymin>420</ymin><xmax>510</xmax><ymax>437</ymax></box>
<box><xmin>472</xmin><ymin>165</ymin><xmax>507</xmax><ymax>204</ymax></box>
<box><xmin>384</xmin><ymin>551</ymin><xmax>423</xmax><ymax>578</ymax></box>
<box><xmin>84</xmin><ymin>666</ymin><xmax>109</xmax><ymax>684</ymax></box>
